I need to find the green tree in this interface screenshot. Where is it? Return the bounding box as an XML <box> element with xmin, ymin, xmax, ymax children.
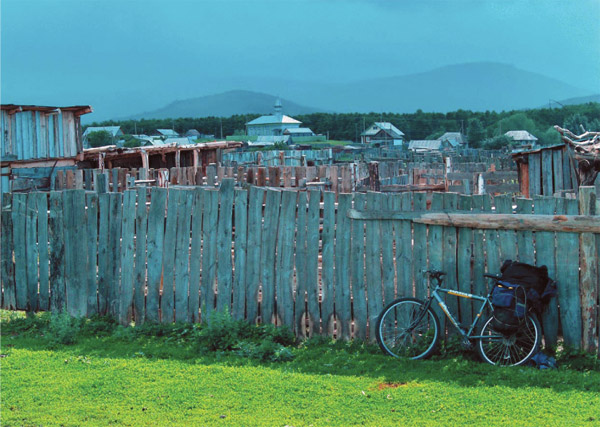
<box><xmin>484</xmin><ymin>134</ymin><xmax>512</xmax><ymax>150</ymax></box>
<box><xmin>467</xmin><ymin>118</ymin><xmax>485</xmax><ymax>148</ymax></box>
<box><xmin>87</xmin><ymin>130</ymin><xmax>113</xmax><ymax>148</ymax></box>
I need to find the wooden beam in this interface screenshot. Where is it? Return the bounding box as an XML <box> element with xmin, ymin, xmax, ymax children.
<box><xmin>346</xmin><ymin>209</ymin><xmax>600</xmax><ymax>233</ymax></box>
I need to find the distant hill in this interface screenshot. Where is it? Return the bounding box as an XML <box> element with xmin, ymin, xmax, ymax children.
<box><xmin>555</xmin><ymin>94</ymin><xmax>600</xmax><ymax>106</ymax></box>
<box><xmin>310</xmin><ymin>62</ymin><xmax>594</xmax><ymax>113</ymax></box>
<box><xmin>128</xmin><ymin>90</ymin><xmax>325</xmax><ymax>119</ymax></box>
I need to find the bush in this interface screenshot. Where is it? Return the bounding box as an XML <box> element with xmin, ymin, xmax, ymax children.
<box><xmin>46</xmin><ymin>311</ymin><xmax>82</xmax><ymax>347</ymax></box>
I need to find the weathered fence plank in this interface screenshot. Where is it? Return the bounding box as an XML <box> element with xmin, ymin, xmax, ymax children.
<box><xmin>245</xmin><ymin>187</ymin><xmax>264</xmax><ymax>323</ymax></box>
<box><xmin>260</xmin><ymin>189</ymin><xmax>282</xmax><ymax>325</ymax></box>
<box><xmin>457</xmin><ymin>194</ymin><xmax>473</xmax><ymax>326</ymax></box>
<box><xmin>276</xmin><ymin>190</ymin><xmax>296</xmax><ymax>327</ymax></box>
<box><xmin>306</xmin><ymin>190</ymin><xmax>321</xmax><ymax>335</ymax></box>
<box><xmin>35</xmin><ymin>193</ymin><xmax>50</xmax><ymax>312</ymax></box>
<box><xmin>188</xmin><ymin>188</ymin><xmax>204</xmax><ymax>323</ymax></box>
<box><xmin>119</xmin><ymin>190</ymin><xmax>136</xmax><ymax>325</ymax></box>
<box><xmin>555</xmin><ymin>197</ymin><xmax>581</xmax><ymax>349</ymax></box>
<box><xmin>174</xmin><ymin>189</ymin><xmax>193</xmax><ymax>322</ymax></box>
<box><xmin>12</xmin><ymin>193</ymin><xmax>27</xmax><ymax>310</ymax></box>
<box><xmin>232</xmin><ymin>188</ymin><xmax>248</xmax><ymax>321</ymax></box>
<box><xmin>216</xmin><ymin>179</ymin><xmax>235</xmax><ymax>312</ymax></box>
<box><xmin>25</xmin><ymin>194</ymin><xmax>39</xmax><ymax>312</ymax></box>
<box><xmin>321</xmin><ymin>191</ymin><xmax>336</xmax><ymax>334</ymax></box>
<box><xmin>334</xmin><ymin>193</ymin><xmax>352</xmax><ymax>339</ymax></box>
<box><xmin>133</xmin><ymin>187</ymin><xmax>148</xmax><ymax>324</ymax></box>
<box><xmin>295</xmin><ymin>191</ymin><xmax>308</xmax><ymax>337</ymax></box>
<box><xmin>85</xmin><ymin>192</ymin><xmax>99</xmax><ymax>315</ymax></box>
<box><xmin>1</xmin><ymin>193</ymin><xmax>16</xmax><ymax>309</ymax></box>
<box><xmin>534</xmin><ymin>196</ymin><xmax>559</xmax><ymax>348</ymax></box>
<box><xmin>201</xmin><ymin>189</ymin><xmax>219</xmax><ymax>319</ymax></box>
<box><xmin>48</xmin><ymin>192</ymin><xmax>66</xmax><ymax>312</ymax></box>
<box><xmin>579</xmin><ymin>187</ymin><xmax>599</xmax><ymax>352</ymax></box>
<box><xmin>350</xmin><ymin>193</ymin><xmax>367</xmax><ymax>339</ymax></box>
<box><xmin>107</xmin><ymin>192</ymin><xmax>123</xmax><ymax>317</ymax></box>
<box><xmin>365</xmin><ymin>192</ymin><xmax>383</xmax><ymax>340</ymax></box>
<box><xmin>145</xmin><ymin>188</ymin><xmax>167</xmax><ymax>323</ymax></box>
<box><xmin>161</xmin><ymin>189</ymin><xmax>180</xmax><ymax>323</ymax></box>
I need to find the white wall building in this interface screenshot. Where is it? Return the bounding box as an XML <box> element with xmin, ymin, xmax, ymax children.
<box><xmin>246</xmin><ymin>99</ymin><xmax>302</xmax><ymax>137</ymax></box>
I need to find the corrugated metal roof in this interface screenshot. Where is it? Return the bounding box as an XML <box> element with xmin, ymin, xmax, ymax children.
<box><xmin>0</xmin><ymin>104</ymin><xmax>92</xmax><ymax>115</ymax></box>
<box><xmin>408</xmin><ymin>140</ymin><xmax>443</xmax><ymax>150</ymax></box>
<box><xmin>246</xmin><ymin>115</ymin><xmax>302</xmax><ymax>125</ymax></box>
<box><xmin>361</xmin><ymin>122</ymin><xmax>404</xmax><ymax>138</ymax></box>
<box><xmin>284</xmin><ymin>127</ymin><xmax>314</xmax><ymax>134</ymax></box>
<box><xmin>438</xmin><ymin>132</ymin><xmax>465</xmax><ymax>147</ymax></box>
<box><xmin>505</xmin><ymin>130</ymin><xmax>538</xmax><ymax>141</ymax></box>
<box><xmin>83</xmin><ymin>126</ymin><xmax>123</xmax><ymax>137</ymax></box>
<box><xmin>156</xmin><ymin>129</ymin><xmax>180</xmax><ymax>137</ymax></box>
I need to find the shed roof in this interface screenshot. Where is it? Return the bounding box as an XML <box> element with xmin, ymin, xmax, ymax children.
<box><xmin>246</xmin><ymin>115</ymin><xmax>302</xmax><ymax>126</ymax></box>
<box><xmin>1</xmin><ymin>104</ymin><xmax>92</xmax><ymax>115</ymax></box>
<box><xmin>505</xmin><ymin>130</ymin><xmax>538</xmax><ymax>141</ymax></box>
<box><xmin>156</xmin><ymin>129</ymin><xmax>180</xmax><ymax>137</ymax></box>
<box><xmin>185</xmin><ymin>129</ymin><xmax>201</xmax><ymax>136</ymax></box>
<box><xmin>408</xmin><ymin>140</ymin><xmax>444</xmax><ymax>150</ymax></box>
<box><xmin>83</xmin><ymin>126</ymin><xmax>123</xmax><ymax>137</ymax></box>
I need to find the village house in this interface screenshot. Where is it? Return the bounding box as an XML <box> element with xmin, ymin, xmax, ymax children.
<box><xmin>245</xmin><ymin>99</ymin><xmax>302</xmax><ymax>137</ymax></box>
<box><xmin>438</xmin><ymin>131</ymin><xmax>467</xmax><ymax>148</ymax></box>
<box><xmin>361</xmin><ymin>122</ymin><xmax>405</xmax><ymax>146</ymax></box>
<box><xmin>408</xmin><ymin>139</ymin><xmax>452</xmax><ymax>152</ymax></box>
<box><xmin>82</xmin><ymin>125</ymin><xmax>124</xmax><ymax>148</ymax></box>
<box><xmin>1</xmin><ymin>103</ymin><xmax>92</xmax><ymax>193</ymax></box>
<box><xmin>153</xmin><ymin>128</ymin><xmax>180</xmax><ymax>138</ymax></box>
<box><xmin>505</xmin><ymin>130</ymin><xmax>538</xmax><ymax>148</ymax></box>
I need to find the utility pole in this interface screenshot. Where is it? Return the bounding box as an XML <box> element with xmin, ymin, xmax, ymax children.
<box><xmin>220</xmin><ymin>118</ymin><xmax>223</xmax><ymax>139</ymax></box>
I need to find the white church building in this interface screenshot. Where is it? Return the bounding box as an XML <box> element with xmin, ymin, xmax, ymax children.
<box><xmin>245</xmin><ymin>99</ymin><xmax>302</xmax><ymax>137</ymax></box>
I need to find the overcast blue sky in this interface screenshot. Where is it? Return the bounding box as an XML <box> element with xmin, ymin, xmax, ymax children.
<box><xmin>2</xmin><ymin>0</ymin><xmax>599</xmax><ymax>119</ymax></box>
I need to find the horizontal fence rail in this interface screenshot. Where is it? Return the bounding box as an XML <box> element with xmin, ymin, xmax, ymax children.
<box><xmin>1</xmin><ymin>184</ymin><xmax>598</xmax><ymax>354</ymax></box>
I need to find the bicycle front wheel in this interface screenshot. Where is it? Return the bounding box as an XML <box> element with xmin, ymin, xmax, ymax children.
<box><xmin>477</xmin><ymin>313</ymin><xmax>541</xmax><ymax>366</ymax></box>
<box><xmin>376</xmin><ymin>297</ymin><xmax>440</xmax><ymax>360</ymax></box>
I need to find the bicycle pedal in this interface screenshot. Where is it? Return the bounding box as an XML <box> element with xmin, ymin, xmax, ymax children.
<box><xmin>461</xmin><ymin>338</ymin><xmax>473</xmax><ymax>350</ymax></box>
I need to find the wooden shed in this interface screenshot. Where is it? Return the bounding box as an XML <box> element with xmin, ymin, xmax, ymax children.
<box><xmin>1</xmin><ymin>104</ymin><xmax>92</xmax><ymax>193</ymax></box>
<box><xmin>511</xmin><ymin>143</ymin><xmax>577</xmax><ymax>197</ymax></box>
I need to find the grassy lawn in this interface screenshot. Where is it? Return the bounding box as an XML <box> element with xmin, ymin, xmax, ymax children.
<box><xmin>2</xmin><ymin>312</ymin><xmax>599</xmax><ymax>426</ymax></box>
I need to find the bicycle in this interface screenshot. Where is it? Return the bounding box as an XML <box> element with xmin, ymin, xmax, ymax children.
<box><xmin>375</xmin><ymin>270</ymin><xmax>541</xmax><ymax>366</ymax></box>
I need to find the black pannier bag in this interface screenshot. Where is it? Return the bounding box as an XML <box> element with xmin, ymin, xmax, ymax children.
<box><xmin>490</xmin><ymin>260</ymin><xmax>557</xmax><ymax>333</ymax></box>
<box><xmin>491</xmin><ymin>282</ymin><xmax>527</xmax><ymax>333</ymax></box>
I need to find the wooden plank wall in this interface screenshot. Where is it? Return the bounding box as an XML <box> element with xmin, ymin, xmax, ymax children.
<box><xmin>2</xmin><ymin>185</ymin><xmax>598</xmax><ymax>354</ymax></box>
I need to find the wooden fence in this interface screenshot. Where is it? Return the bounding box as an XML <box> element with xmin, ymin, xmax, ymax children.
<box><xmin>2</xmin><ymin>183</ymin><xmax>598</xmax><ymax>353</ymax></box>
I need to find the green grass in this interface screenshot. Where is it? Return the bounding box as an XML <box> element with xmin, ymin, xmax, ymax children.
<box><xmin>2</xmin><ymin>312</ymin><xmax>599</xmax><ymax>426</ymax></box>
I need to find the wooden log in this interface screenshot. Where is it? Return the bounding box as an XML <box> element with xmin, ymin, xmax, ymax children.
<box><xmin>346</xmin><ymin>210</ymin><xmax>600</xmax><ymax>233</ymax></box>
<box><xmin>579</xmin><ymin>187</ymin><xmax>598</xmax><ymax>352</ymax></box>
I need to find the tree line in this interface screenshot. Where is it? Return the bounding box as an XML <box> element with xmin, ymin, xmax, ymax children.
<box><xmin>86</xmin><ymin>103</ymin><xmax>600</xmax><ymax>148</ymax></box>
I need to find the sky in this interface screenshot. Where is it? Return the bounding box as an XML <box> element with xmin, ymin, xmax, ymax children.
<box><xmin>2</xmin><ymin>0</ymin><xmax>599</xmax><ymax>120</ymax></box>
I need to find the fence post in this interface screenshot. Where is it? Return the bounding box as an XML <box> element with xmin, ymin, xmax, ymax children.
<box><xmin>579</xmin><ymin>186</ymin><xmax>598</xmax><ymax>353</ymax></box>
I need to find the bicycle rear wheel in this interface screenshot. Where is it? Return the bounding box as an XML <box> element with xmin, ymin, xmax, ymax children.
<box><xmin>477</xmin><ymin>313</ymin><xmax>541</xmax><ymax>366</ymax></box>
<box><xmin>376</xmin><ymin>297</ymin><xmax>440</xmax><ymax>360</ymax></box>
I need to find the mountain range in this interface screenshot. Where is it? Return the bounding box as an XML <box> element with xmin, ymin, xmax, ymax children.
<box><xmin>122</xmin><ymin>62</ymin><xmax>598</xmax><ymax>120</ymax></box>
